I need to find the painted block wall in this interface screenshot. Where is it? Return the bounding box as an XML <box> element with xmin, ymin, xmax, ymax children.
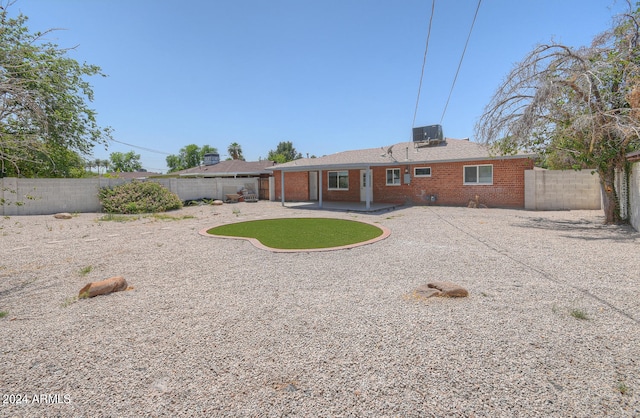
<box><xmin>0</xmin><ymin>177</ymin><xmax>256</xmax><ymax>215</ymax></box>
<box><xmin>524</xmin><ymin>169</ymin><xmax>601</xmax><ymax>210</ymax></box>
<box><xmin>0</xmin><ymin>177</ymin><xmax>127</xmax><ymax>216</ymax></box>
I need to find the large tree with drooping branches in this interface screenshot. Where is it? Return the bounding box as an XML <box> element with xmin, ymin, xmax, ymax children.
<box><xmin>0</xmin><ymin>0</ymin><xmax>112</xmax><ymax>177</ymax></box>
<box><xmin>475</xmin><ymin>2</ymin><xmax>640</xmax><ymax>224</ymax></box>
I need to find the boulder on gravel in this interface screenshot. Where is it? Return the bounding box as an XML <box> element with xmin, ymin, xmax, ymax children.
<box><xmin>413</xmin><ymin>285</ymin><xmax>442</xmax><ymax>298</ymax></box>
<box><xmin>427</xmin><ymin>281</ymin><xmax>469</xmax><ymax>297</ymax></box>
<box><xmin>79</xmin><ymin>276</ymin><xmax>129</xmax><ymax>298</ymax></box>
<box><xmin>212</xmin><ymin>200</ymin><xmax>224</xmax><ymax>205</ymax></box>
<box><xmin>54</xmin><ymin>213</ymin><xmax>73</xmax><ymax>219</ymax></box>
<box><xmin>412</xmin><ymin>282</ymin><xmax>468</xmax><ymax>299</ymax></box>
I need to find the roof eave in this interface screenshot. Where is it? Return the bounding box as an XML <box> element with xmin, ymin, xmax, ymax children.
<box><xmin>269</xmin><ymin>153</ymin><xmax>536</xmax><ymax>172</ymax></box>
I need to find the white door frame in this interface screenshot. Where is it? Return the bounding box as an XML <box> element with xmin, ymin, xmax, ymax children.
<box><xmin>309</xmin><ymin>171</ymin><xmax>318</xmax><ymax>201</ymax></box>
<box><xmin>360</xmin><ymin>168</ymin><xmax>372</xmax><ymax>209</ymax></box>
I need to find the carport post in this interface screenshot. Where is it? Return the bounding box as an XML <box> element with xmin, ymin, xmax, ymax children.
<box><xmin>280</xmin><ymin>170</ymin><xmax>285</xmax><ymax>206</ymax></box>
<box><xmin>318</xmin><ymin>170</ymin><xmax>323</xmax><ymax>208</ymax></box>
<box><xmin>365</xmin><ymin>167</ymin><xmax>371</xmax><ymax>210</ymax></box>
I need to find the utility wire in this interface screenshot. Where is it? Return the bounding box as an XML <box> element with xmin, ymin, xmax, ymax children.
<box><xmin>439</xmin><ymin>0</ymin><xmax>482</xmax><ymax>124</ymax></box>
<box><xmin>412</xmin><ymin>0</ymin><xmax>436</xmax><ymax>129</ymax></box>
<box><xmin>108</xmin><ymin>138</ymin><xmax>172</xmax><ymax>155</ymax></box>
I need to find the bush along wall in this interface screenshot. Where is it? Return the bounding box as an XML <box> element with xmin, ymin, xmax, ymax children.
<box><xmin>98</xmin><ymin>181</ymin><xmax>183</xmax><ymax>214</ymax></box>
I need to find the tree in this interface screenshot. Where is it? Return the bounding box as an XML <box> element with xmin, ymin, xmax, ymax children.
<box><xmin>93</xmin><ymin>158</ymin><xmax>101</xmax><ymax>174</ymax></box>
<box><xmin>165</xmin><ymin>154</ymin><xmax>182</xmax><ymax>173</ymax></box>
<box><xmin>0</xmin><ymin>142</ymin><xmax>87</xmax><ymax>178</ymax></box>
<box><xmin>227</xmin><ymin>142</ymin><xmax>244</xmax><ymax>160</ymax></box>
<box><xmin>475</xmin><ymin>5</ymin><xmax>640</xmax><ymax>224</ymax></box>
<box><xmin>200</xmin><ymin>144</ymin><xmax>217</xmax><ymax>158</ymax></box>
<box><xmin>0</xmin><ymin>2</ymin><xmax>112</xmax><ymax>177</ymax></box>
<box><xmin>165</xmin><ymin>144</ymin><xmax>217</xmax><ymax>172</ymax></box>
<box><xmin>267</xmin><ymin>141</ymin><xmax>302</xmax><ymax>163</ymax></box>
<box><xmin>109</xmin><ymin>151</ymin><xmax>142</xmax><ymax>172</ymax></box>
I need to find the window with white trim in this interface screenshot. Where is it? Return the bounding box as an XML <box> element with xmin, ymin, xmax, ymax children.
<box><xmin>386</xmin><ymin>168</ymin><xmax>401</xmax><ymax>186</ymax></box>
<box><xmin>328</xmin><ymin>171</ymin><xmax>349</xmax><ymax>190</ymax></box>
<box><xmin>414</xmin><ymin>167</ymin><xmax>432</xmax><ymax>177</ymax></box>
<box><xmin>464</xmin><ymin>164</ymin><xmax>493</xmax><ymax>184</ymax></box>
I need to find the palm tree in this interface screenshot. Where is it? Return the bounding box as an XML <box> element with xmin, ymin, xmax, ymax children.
<box><xmin>227</xmin><ymin>142</ymin><xmax>244</xmax><ymax>160</ymax></box>
<box><xmin>94</xmin><ymin>158</ymin><xmax>102</xmax><ymax>175</ymax></box>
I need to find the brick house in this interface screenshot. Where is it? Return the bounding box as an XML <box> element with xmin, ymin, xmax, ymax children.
<box><xmin>270</xmin><ymin>138</ymin><xmax>535</xmax><ymax>209</ymax></box>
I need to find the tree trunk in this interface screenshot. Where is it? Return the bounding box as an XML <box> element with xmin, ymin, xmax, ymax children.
<box><xmin>599</xmin><ymin>168</ymin><xmax>623</xmax><ymax>224</ymax></box>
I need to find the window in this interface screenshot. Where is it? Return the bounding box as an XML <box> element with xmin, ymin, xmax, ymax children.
<box><xmin>328</xmin><ymin>171</ymin><xmax>349</xmax><ymax>190</ymax></box>
<box><xmin>464</xmin><ymin>165</ymin><xmax>493</xmax><ymax>184</ymax></box>
<box><xmin>414</xmin><ymin>167</ymin><xmax>432</xmax><ymax>177</ymax></box>
<box><xmin>386</xmin><ymin>168</ymin><xmax>401</xmax><ymax>185</ymax></box>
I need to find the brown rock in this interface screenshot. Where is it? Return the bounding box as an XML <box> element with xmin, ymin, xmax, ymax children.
<box><xmin>54</xmin><ymin>213</ymin><xmax>73</xmax><ymax>219</ymax></box>
<box><xmin>413</xmin><ymin>284</ymin><xmax>442</xmax><ymax>298</ymax></box>
<box><xmin>427</xmin><ymin>281</ymin><xmax>469</xmax><ymax>297</ymax></box>
<box><xmin>79</xmin><ymin>276</ymin><xmax>128</xmax><ymax>298</ymax></box>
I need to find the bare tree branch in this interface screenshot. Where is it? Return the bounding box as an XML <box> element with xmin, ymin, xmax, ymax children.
<box><xmin>475</xmin><ymin>4</ymin><xmax>640</xmax><ymax>223</ymax></box>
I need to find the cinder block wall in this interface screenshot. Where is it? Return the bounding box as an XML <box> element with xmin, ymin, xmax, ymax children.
<box><xmin>1</xmin><ymin>178</ymin><xmax>127</xmax><ymax>216</ymax></box>
<box><xmin>0</xmin><ymin>177</ymin><xmax>257</xmax><ymax>215</ymax></box>
<box><xmin>630</xmin><ymin>162</ymin><xmax>640</xmax><ymax>231</ymax></box>
<box><xmin>524</xmin><ymin>169</ymin><xmax>601</xmax><ymax>210</ymax></box>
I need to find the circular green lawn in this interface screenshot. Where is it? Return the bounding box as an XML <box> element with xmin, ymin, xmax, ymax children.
<box><xmin>206</xmin><ymin>217</ymin><xmax>385</xmax><ymax>250</ymax></box>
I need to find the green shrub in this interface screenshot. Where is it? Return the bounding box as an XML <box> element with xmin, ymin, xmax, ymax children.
<box><xmin>98</xmin><ymin>181</ymin><xmax>183</xmax><ymax>214</ymax></box>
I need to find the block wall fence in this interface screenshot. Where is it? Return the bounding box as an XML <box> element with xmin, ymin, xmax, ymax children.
<box><xmin>0</xmin><ymin>177</ymin><xmax>257</xmax><ymax>216</ymax></box>
<box><xmin>2</xmin><ymin>168</ymin><xmax>618</xmax><ymax>217</ymax></box>
<box><xmin>524</xmin><ymin>169</ymin><xmax>602</xmax><ymax>210</ymax></box>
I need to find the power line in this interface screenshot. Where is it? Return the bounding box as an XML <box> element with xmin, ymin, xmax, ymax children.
<box><xmin>440</xmin><ymin>0</ymin><xmax>482</xmax><ymax>124</ymax></box>
<box><xmin>412</xmin><ymin>0</ymin><xmax>436</xmax><ymax>129</ymax></box>
<box><xmin>108</xmin><ymin>138</ymin><xmax>172</xmax><ymax>155</ymax></box>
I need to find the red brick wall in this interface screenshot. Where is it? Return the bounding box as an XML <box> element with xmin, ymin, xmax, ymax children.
<box><xmin>372</xmin><ymin>158</ymin><xmax>534</xmax><ymax>208</ymax></box>
<box><xmin>323</xmin><ymin>169</ymin><xmax>360</xmax><ymax>202</ymax></box>
<box><xmin>273</xmin><ymin>171</ymin><xmax>310</xmax><ymax>201</ymax></box>
<box><xmin>273</xmin><ymin>158</ymin><xmax>533</xmax><ymax>208</ymax></box>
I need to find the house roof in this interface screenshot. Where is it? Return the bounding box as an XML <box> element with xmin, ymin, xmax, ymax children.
<box><xmin>171</xmin><ymin>159</ymin><xmax>277</xmax><ymax>177</ymax></box>
<box><xmin>270</xmin><ymin>139</ymin><xmax>535</xmax><ymax>172</ymax></box>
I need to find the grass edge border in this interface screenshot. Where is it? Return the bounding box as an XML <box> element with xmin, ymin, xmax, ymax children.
<box><xmin>198</xmin><ymin>218</ymin><xmax>391</xmax><ymax>253</ymax></box>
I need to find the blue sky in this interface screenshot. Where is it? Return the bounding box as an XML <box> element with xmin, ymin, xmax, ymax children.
<box><xmin>13</xmin><ymin>0</ymin><xmax>628</xmax><ymax>173</ymax></box>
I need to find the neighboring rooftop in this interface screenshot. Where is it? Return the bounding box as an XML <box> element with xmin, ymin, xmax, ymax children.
<box><xmin>170</xmin><ymin>159</ymin><xmax>277</xmax><ymax>177</ymax></box>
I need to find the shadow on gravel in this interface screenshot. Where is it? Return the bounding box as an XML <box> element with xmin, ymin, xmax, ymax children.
<box><xmin>516</xmin><ymin>217</ymin><xmax>640</xmax><ymax>242</ymax></box>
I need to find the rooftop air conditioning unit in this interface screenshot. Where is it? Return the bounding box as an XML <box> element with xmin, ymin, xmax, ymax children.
<box><xmin>412</xmin><ymin>125</ymin><xmax>445</xmax><ymax>147</ymax></box>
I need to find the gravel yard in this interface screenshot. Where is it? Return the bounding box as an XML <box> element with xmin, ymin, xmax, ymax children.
<box><xmin>1</xmin><ymin>202</ymin><xmax>639</xmax><ymax>417</ymax></box>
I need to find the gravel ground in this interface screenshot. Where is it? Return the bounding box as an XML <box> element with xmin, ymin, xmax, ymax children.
<box><xmin>1</xmin><ymin>202</ymin><xmax>639</xmax><ymax>417</ymax></box>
